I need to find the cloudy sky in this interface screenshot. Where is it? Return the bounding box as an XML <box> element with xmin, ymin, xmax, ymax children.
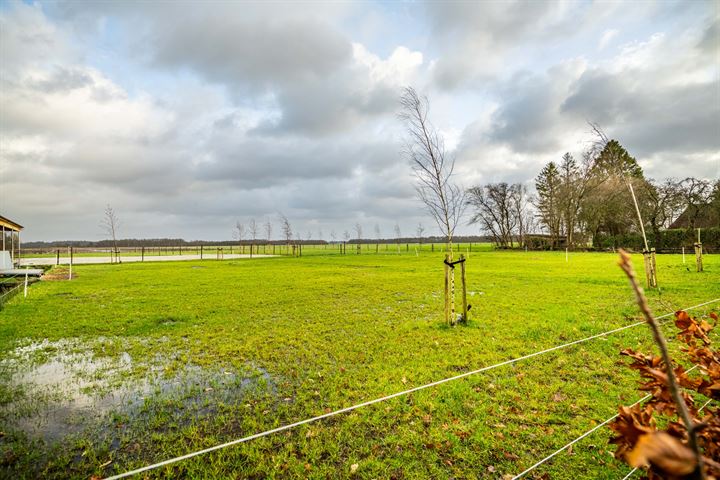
<box><xmin>1</xmin><ymin>0</ymin><xmax>718</xmax><ymax>242</ymax></box>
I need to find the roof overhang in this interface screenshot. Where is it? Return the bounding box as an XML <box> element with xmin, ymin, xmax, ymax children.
<box><xmin>0</xmin><ymin>215</ymin><xmax>23</xmax><ymax>231</ymax></box>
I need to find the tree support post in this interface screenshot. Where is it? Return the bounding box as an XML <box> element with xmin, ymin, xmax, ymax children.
<box><xmin>694</xmin><ymin>242</ymin><xmax>703</xmax><ymax>272</ymax></box>
<box><xmin>444</xmin><ymin>254</ymin><xmax>450</xmax><ymax>325</ymax></box>
<box><xmin>460</xmin><ymin>254</ymin><xmax>468</xmax><ymax>323</ymax></box>
<box><xmin>642</xmin><ymin>249</ymin><xmax>657</xmax><ymax>288</ymax></box>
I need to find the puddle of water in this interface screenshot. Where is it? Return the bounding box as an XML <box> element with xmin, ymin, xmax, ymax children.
<box><xmin>0</xmin><ymin>339</ymin><xmax>273</xmax><ymax>445</ymax></box>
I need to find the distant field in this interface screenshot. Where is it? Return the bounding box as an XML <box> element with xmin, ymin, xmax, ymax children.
<box><xmin>19</xmin><ymin>242</ymin><xmax>496</xmax><ymax>260</ymax></box>
<box><xmin>0</xmin><ymin>250</ymin><xmax>717</xmax><ymax>479</ymax></box>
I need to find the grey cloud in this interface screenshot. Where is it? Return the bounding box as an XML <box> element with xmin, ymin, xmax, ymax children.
<box><xmin>562</xmin><ymin>71</ymin><xmax>720</xmax><ymax>157</ymax></box>
<box><xmin>252</xmin><ymin>73</ymin><xmax>397</xmax><ymax>135</ymax></box>
<box><xmin>198</xmin><ymin>134</ymin><xmax>401</xmax><ymax>188</ymax></box>
<box><xmin>29</xmin><ymin>66</ymin><xmax>93</xmax><ymax>93</ymax></box>
<box><xmin>697</xmin><ymin>15</ymin><xmax>719</xmax><ymax>55</ymax></box>
<box><xmin>151</xmin><ymin>17</ymin><xmax>352</xmax><ymax>94</ymax></box>
<box><xmin>425</xmin><ymin>1</ymin><xmax>583</xmax><ymax>90</ymax></box>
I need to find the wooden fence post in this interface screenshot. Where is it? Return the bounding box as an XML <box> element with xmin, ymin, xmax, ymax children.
<box><xmin>200</xmin><ymin>245</ymin><xmax>203</xmax><ymax>260</ymax></box>
<box><xmin>460</xmin><ymin>254</ymin><xmax>468</xmax><ymax>323</ymax></box>
<box><xmin>141</xmin><ymin>246</ymin><xmax>145</xmax><ymax>262</ymax></box>
<box><xmin>56</xmin><ymin>249</ymin><xmax>60</xmax><ymax>266</ymax></box>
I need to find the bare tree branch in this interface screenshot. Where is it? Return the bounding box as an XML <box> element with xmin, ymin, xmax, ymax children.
<box><xmin>400</xmin><ymin>87</ymin><xmax>466</xmax><ymax>251</ymax></box>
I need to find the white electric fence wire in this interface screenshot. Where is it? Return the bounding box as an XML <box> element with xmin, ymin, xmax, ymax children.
<box><xmin>698</xmin><ymin>398</ymin><xmax>715</xmax><ymax>413</ymax></box>
<box><xmin>512</xmin><ymin>366</ymin><xmax>701</xmax><ymax>479</ymax></box>
<box><xmin>621</xmin><ymin>467</ymin><xmax>638</xmax><ymax>480</ymax></box>
<box><xmin>104</xmin><ymin>299</ymin><xmax>720</xmax><ymax>480</ymax></box>
<box><xmin>511</xmin><ymin>393</ymin><xmax>652</xmax><ymax>480</ymax></box>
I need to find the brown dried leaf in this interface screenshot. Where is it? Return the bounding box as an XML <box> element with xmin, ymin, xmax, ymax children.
<box><xmin>626</xmin><ymin>432</ymin><xmax>696</xmax><ymax>475</ymax></box>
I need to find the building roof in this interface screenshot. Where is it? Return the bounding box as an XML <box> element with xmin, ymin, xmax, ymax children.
<box><xmin>669</xmin><ymin>204</ymin><xmax>719</xmax><ymax>229</ymax></box>
<box><xmin>0</xmin><ymin>215</ymin><xmax>23</xmax><ymax>231</ymax></box>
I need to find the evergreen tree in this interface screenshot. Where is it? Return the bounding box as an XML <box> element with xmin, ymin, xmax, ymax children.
<box><xmin>535</xmin><ymin>161</ymin><xmax>563</xmax><ymax>248</ymax></box>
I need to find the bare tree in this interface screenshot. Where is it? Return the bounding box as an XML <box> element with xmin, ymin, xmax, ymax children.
<box><xmin>330</xmin><ymin>230</ymin><xmax>337</xmax><ymax>243</ymax></box>
<box><xmin>278</xmin><ymin>213</ymin><xmax>292</xmax><ymax>244</ymax></box>
<box><xmin>343</xmin><ymin>230</ymin><xmax>350</xmax><ymax>242</ymax></box>
<box><xmin>249</xmin><ymin>219</ymin><xmax>258</xmax><ymax>243</ymax></box>
<box><xmin>354</xmin><ymin>223</ymin><xmax>363</xmax><ymax>240</ymax></box>
<box><xmin>467</xmin><ymin>183</ymin><xmax>518</xmax><ymax>248</ymax></box>
<box><xmin>510</xmin><ymin>184</ymin><xmax>532</xmax><ymax>247</ymax></box>
<box><xmin>234</xmin><ymin>221</ymin><xmax>246</xmax><ymax>244</ymax></box>
<box><xmin>306</xmin><ymin>231</ymin><xmax>312</xmax><ymax>242</ymax></box>
<box><xmin>400</xmin><ymin>87</ymin><xmax>466</xmax><ymax>325</ymax></box>
<box><xmin>374</xmin><ymin>223</ymin><xmax>381</xmax><ymax>240</ymax></box>
<box><xmin>264</xmin><ymin>219</ymin><xmax>272</xmax><ymax>242</ymax></box>
<box><xmin>678</xmin><ymin>177</ymin><xmax>713</xmax><ymax>230</ymax></box>
<box><xmin>318</xmin><ymin>229</ymin><xmax>323</xmax><ymax>241</ymax></box>
<box><xmin>416</xmin><ymin>223</ymin><xmax>425</xmax><ymax>240</ymax></box>
<box><xmin>399</xmin><ymin>87</ymin><xmax>465</xmax><ymax>252</ymax></box>
<box><xmin>101</xmin><ymin>204</ymin><xmax>121</xmax><ymax>264</ymax></box>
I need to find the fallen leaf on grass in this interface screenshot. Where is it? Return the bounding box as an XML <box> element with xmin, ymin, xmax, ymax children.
<box><xmin>627</xmin><ymin>432</ymin><xmax>696</xmax><ymax>475</ymax></box>
<box><xmin>350</xmin><ymin>463</ymin><xmax>359</xmax><ymax>473</ymax></box>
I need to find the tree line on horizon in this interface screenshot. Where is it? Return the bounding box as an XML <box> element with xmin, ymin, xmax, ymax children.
<box><xmin>467</xmin><ymin>134</ymin><xmax>720</xmax><ymax>250</ymax></box>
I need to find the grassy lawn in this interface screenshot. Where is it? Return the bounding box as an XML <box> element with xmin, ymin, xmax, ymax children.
<box><xmin>0</xmin><ymin>250</ymin><xmax>717</xmax><ymax>479</ymax></box>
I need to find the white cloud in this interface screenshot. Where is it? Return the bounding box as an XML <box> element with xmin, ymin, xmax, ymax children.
<box><xmin>598</xmin><ymin>28</ymin><xmax>618</xmax><ymax>50</ymax></box>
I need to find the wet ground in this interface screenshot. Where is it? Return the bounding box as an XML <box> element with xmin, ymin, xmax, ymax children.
<box><xmin>0</xmin><ymin>339</ymin><xmax>273</xmax><ymax>446</ymax></box>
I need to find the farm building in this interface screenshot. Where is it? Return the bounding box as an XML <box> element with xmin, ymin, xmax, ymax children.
<box><xmin>669</xmin><ymin>204</ymin><xmax>720</xmax><ymax>229</ymax></box>
<box><xmin>0</xmin><ymin>214</ymin><xmax>23</xmax><ymax>264</ymax></box>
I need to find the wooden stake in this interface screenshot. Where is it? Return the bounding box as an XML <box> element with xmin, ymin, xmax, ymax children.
<box><xmin>682</xmin><ymin>246</ymin><xmax>685</xmax><ymax>264</ymax></box>
<box><xmin>642</xmin><ymin>249</ymin><xmax>657</xmax><ymax>288</ymax></box>
<box><xmin>24</xmin><ymin>268</ymin><xmax>28</xmax><ymax>298</ymax></box>
<box><xmin>449</xmin><ymin>250</ymin><xmax>456</xmax><ymax>325</ymax></box>
<box><xmin>694</xmin><ymin>242</ymin><xmax>703</xmax><ymax>272</ymax></box>
<box><xmin>460</xmin><ymin>254</ymin><xmax>467</xmax><ymax>323</ymax></box>
<box><xmin>69</xmin><ymin>247</ymin><xmax>73</xmax><ymax>280</ymax></box>
<box><xmin>444</xmin><ymin>254</ymin><xmax>450</xmax><ymax>326</ymax></box>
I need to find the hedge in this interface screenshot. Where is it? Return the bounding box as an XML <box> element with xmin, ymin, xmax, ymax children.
<box><xmin>593</xmin><ymin>227</ymin><xmax>720</xmax><ymax>253</ymax></box>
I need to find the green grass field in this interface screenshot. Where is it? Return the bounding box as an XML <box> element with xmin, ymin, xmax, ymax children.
<box><xmin>0</xmin><ymin>250</ymin><xmax>717</xmax><ymax>479</ymax></box>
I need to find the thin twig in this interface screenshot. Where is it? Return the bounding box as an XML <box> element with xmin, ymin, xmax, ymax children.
<box><xmin>617</xmin><ymin>249</ymin><xmax>705</xmax><ymax>479</ymax></box>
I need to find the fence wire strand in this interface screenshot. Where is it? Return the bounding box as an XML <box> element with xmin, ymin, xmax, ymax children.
<box><xmin>104</xmin><ymin>298</ymin><xmax>720</xmax><ymax>480</ymax></box>
<box><xmin>512</xmin><ymin>365</ymin><xmax>704</xmax><ymax>479</ymax></box>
